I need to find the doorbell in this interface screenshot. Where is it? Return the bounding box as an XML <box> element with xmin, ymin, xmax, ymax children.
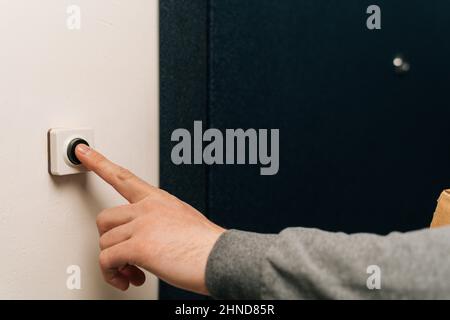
<box><xmin>48</xmin><ymin>128</ymin><xmax>94</xmax><ymax>176</ymax></box>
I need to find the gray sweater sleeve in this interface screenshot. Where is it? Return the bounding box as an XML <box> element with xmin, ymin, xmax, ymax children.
<box><xmin>205</xmin><ymin>226</ymin><xmax>450</xmax><ymax>299</ymax></box>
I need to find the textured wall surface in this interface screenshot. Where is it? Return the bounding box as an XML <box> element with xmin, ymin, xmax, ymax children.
<box><xmin>0</xmin><ymin>0</ymin><xmax>159</xmax><ymax>299</ymax></box>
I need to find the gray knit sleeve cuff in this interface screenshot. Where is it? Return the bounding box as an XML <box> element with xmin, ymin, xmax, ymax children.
<box><xmin>205</xmin><ymin>229</ymin><xmax>277</xmax><ymax>300</ymax></box>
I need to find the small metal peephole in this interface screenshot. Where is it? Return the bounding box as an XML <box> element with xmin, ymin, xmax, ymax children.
<box><xmin>67</xmin><ymin>138</ymin><xmax>89</xmax><ymax>165</ymax></box>
<box><xmin>393</xmin><ymin>54</ymin><xmax>410</xmax><ymax>75</ymax></box>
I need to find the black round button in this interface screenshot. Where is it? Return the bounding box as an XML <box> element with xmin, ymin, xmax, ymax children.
<box><xmin>67</xmin><ymin>138</ymin><xmax>89</xmax><ymax>165</ymax></box>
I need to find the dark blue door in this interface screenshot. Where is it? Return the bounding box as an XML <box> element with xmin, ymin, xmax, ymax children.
<box><xmin>160</xmin><ymin>0</ymin><xmax>450</xmax><ymax>299</ymax></box>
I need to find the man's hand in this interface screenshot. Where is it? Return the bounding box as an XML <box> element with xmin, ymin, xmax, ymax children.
<box><xmin>75</xmin><ymin>144</ymin><xmax>226</xmax><ymax>295</ymax></box>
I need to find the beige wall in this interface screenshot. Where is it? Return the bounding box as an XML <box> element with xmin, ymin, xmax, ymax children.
<box><xmin>0</xmin><ymin>0</ymin><xmax>159</xmax><ymax>299</ymax></box>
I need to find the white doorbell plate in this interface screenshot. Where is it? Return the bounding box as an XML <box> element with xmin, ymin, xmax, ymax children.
<box><xmin>48</xmin><ymin>128</ymin><xmax>94</xmax><ymax>176</ymax></box>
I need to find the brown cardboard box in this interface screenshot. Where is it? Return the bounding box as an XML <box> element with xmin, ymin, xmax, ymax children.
<box><xmin>430</xmin><ymin>190</ymin><xmax>450</xmax><ymax>228</ymax></box>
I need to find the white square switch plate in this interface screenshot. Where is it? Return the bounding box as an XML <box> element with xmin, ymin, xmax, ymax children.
<box><xmin>48</xmin><ymin>128</ymin><xmax>94</xmax><ymax>176</ymax></box>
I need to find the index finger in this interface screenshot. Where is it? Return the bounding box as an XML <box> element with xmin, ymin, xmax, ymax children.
<box><xmin>75</xmin><ymin>144</ymin><xmax>155</xmax><ymax>203</ymax></box>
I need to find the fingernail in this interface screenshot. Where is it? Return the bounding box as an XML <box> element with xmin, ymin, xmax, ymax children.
<box><xmin>76</xmin><ymin>144</ymin><xmax>91</xmax><ymax>155</ymax></box>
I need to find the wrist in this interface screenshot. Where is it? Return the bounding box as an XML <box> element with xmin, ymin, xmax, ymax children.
<box><xmin>199</xmin><ymin>226</ymin><xmax>226</xmax><ymax>295</ymax></box>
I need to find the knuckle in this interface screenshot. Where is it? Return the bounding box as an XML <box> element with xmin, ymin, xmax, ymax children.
<box><xmin>96</xmin><ymin>210</ymin><xmax>108</xmax><ymax>232</ymax></box>
<box><xmin>99</xmin><ymin>234</ymin><xmax>108</xmax><ymax>250</ymax></box>
<box><xmin>130</xmin><ymin>216</ymin><xmax>145</xmax><ymax>232</ymax></box>
<box><xmin>134</xmin><ymin>198</ymin><xmax>154</xmax><ymax>215</ymax></box>
<box><xmin>158</xmin><ymin>188</ymin><xmax>172</xmax><ymax>198</ymax></box>
<box><xmin>158</xmin><ymin>189</ymin><xmax>184</xmax><ymax>207</ymax></box>
<box><xmin>92</xmin><ymin>153</ymin><xmax>108</xmax><ymax>169</ymax></box>
<box><xmin>123</xmin><ymin>203</ymin><xmax>139</xmax><ymax>221</ymax></box>
<box><xmin>156</xmin><ymin>189</ymin><xmax>174</xmax><ymax>202</ymax></box>
<box><xmin>98</xmin><ymin>250</ymin><xmax>110</xmax><ymax>270</ymax></box>
<box><xmin>116</xmin><ymin>167</ymin><xmax>135</xmax><ymax>182</ymax></box>
<box><xmin>172</xmin><ymin>197</ymin><xmax>186</xmax><ymax>209</ymax></box>
<box><xmin>141</xmin><ymin>198</ymin><xmax>155</xmax><ymax>211</ymax></box>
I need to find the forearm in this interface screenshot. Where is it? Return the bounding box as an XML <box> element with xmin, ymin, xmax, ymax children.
<box><xmin>205</xmin><ymin>227</ymin><xmax>450</xmax><ymax>299</ymax></box>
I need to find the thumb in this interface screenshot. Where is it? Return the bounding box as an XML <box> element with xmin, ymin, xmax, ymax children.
<box><xmin>75</xmin><ymin>144</ymin><xmax>155</xmax><ymax>203</ymax></box>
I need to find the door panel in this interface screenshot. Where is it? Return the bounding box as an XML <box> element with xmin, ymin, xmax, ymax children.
<box><xmin>208</xmin><ymin>0</ymin><xmax>450</xmax><ymax>234</ymax></box>
<box><xmin>160</xmin><ymin>0</ymin><xmax>450</xmax><ymax>299</ymax></box>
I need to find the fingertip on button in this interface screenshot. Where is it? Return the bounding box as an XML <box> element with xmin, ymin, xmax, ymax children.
<box><xmin>67</xmin><ymin>138</ymin><xmax>89</xmax><ymax>165</ymax></box>
<box><xmin>76</xmin><ymin>143</ymin><xmax>91</xmax><ymax>155</ymax></box>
